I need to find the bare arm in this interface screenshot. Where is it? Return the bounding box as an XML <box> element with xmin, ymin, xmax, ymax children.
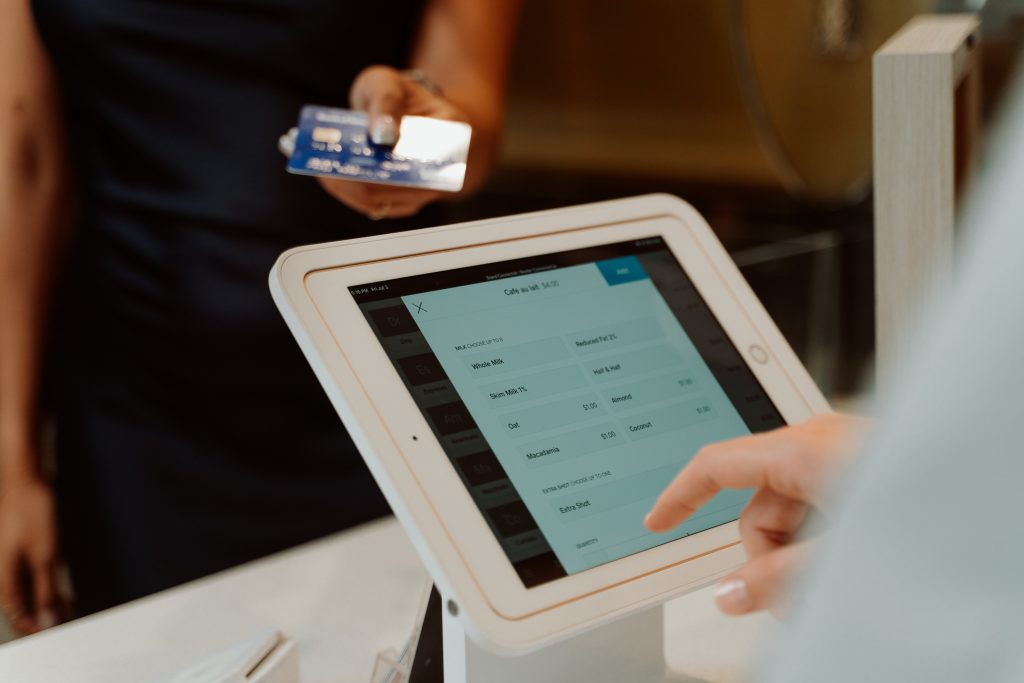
<box><xmin>0</xmin><ymin>0</ymin><xmax>69</xmax><ymax>481</ymax></box>
<box><xmin>410</xmin><ymin>0</ymin><xmax>521</xmax><ymax>193</ymax></box>
<box><xmin>0</xmin><ymin>0</ymin><xmax>72</xmax><ymax>633</ymax></box>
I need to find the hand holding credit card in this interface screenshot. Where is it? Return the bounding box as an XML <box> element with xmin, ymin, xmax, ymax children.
<box><xmin>285</xmin><ymin>105</ymin><xmax>472</xmax><ymax>193</ymax></box>
<box><xmin>280</xmin><ymin>65</ymin><xmax>474</xmax><ymax>220</ymax></box>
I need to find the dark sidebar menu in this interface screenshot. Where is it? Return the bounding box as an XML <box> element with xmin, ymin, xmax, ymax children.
<box><xmin>362</xmin><ymin>299</ymin><xmax>568</xmax><ymax>587</ymax></box>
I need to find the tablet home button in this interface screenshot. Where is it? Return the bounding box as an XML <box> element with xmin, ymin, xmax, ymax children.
<box><xmin>749</xmin><ymin>344</ymin><xmax>769</xmax><ymax>364</ymax></box>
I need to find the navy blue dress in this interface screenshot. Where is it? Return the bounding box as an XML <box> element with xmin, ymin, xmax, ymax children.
<box><xmin>31</xmin><ymin>0</ymin><xmax>426</xmax><ymax>614</ymax></box>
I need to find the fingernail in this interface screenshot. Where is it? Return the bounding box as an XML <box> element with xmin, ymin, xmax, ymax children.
<box><xmin>714</xmin><ymin>579</ymin><xmax>753</xmax><ymax>614</ymax></box>
<box><xmin>370</xmin><ymin>115</ymin><xmax>397</xmax><ymax>145</ymax></box>
<box><xmin>277</xmin><ymin>127</ymin><xmax>298</xmax><ymax>157</ymax></box>
<box><xmin>644</xmin><ymin>512</ymin><xmax>667</xmax><ymax>532</ymax></box>
<box><xmin>37</xmin><ymin>609</ymin><xmax>58</xmax><ymax>629</ymax></box>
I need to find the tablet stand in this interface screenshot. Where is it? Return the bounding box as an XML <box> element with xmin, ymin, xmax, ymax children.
<box><xmin>372</xmin><ymin>585</ymin><xmax>677</xmax><ymax>683</ymax></box>
<box><xmin>441</xmin><ymin>599</ymin><xmax>674</xmax><ymax>683</ymax></box>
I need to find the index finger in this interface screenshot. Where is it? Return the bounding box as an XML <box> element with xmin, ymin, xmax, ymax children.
<box><xmin>31</xmin><ymin>557</ymin><xmax>59</xmax><ymax>630</ymax></box>
<box><xmin>644</xmin><ymin>430</ymin><xmax>789</xmax><ymax>533</ymax></box>
<box><xmin>0</xmin><ymin>553</ymin><xmax>30</xmax><ymax>632</ymax></box>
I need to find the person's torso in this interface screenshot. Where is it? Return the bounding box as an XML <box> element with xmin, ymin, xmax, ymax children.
<box><xmin>32</xmin><ymin>0</ymin><xmax>431</xmax><ymax>431</ymax></box>
<box><xmin>31</xmin><ymin>0</ymin><xmax>424</xmax><ymax>235</ymax></box>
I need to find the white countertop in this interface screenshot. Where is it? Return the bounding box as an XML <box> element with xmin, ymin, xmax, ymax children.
<box><xmin>0</xmin><ymin>518</ymin><xmax>778</xmax><ymax>683</ymax></box>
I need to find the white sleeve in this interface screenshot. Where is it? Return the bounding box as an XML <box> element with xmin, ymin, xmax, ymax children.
<box><xmin>758</xmin><ymin>66</ymin><xmax>1024</xmax><ymax>683</ymax></box>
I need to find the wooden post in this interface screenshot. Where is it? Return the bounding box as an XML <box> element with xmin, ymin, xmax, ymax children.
<box><xmin>873</xmin><ymin>14</ymin><xmax>981</xmax><ymax>384</ymax></box>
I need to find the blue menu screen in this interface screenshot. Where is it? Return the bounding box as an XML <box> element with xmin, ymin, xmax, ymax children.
<box><xmin>350</xmin><ymin>237</ymin><xmax>785</xmax><ymax>587</ymax></box>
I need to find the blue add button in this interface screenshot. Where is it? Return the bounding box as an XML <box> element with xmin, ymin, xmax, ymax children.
<box><xmin>596</xmin><ymin>256</ymin><xmax>648</xmax><ymax>286</ymax></box>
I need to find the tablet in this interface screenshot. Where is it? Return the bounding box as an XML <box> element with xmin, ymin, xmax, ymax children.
<box><xmin>270</xmin><ymin>195</ymin><xmax>827</xmax><ymax>651</ymax></box>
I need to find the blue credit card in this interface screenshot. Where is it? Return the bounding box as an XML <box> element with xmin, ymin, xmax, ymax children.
<box><xmin>286</xmin><ymin>105</ymin><xmax>471</xmax><ymax>193</ymax></box>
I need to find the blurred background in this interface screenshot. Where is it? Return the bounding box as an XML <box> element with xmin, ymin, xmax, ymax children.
<box><xmin>441</xmin><ymin>0</ymin><xmax>1024</xmax><ymax>401</ymax></box>
<box><xmin>3</xmin><ymin>0</ymin><xmax>1024</xmax><ymax>645</ymax></box>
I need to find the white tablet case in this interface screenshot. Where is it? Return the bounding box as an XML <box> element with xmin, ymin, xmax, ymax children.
<box><xmin>270</xmin><ymin>194</ymin><xmax>828</xmax><ymax>652</ymax></box>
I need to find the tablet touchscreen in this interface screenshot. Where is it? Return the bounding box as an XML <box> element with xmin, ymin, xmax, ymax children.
<box><xmin>349</xmin><ymin>236</ymin><xmax>785</xmax><ymax>588</ymax></box>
